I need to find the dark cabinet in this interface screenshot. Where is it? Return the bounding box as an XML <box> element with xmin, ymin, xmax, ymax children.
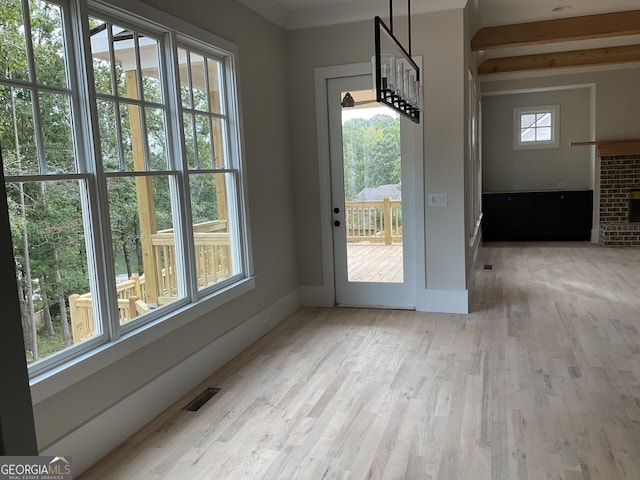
<box><xmin>482</xmin><ymin>190</ymin><xmax>593</xmax><ymax>241</ymax></box>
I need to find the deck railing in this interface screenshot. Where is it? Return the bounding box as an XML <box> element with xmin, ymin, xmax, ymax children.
<box><xmin>345</xmin><ymin>197</ymin><xmax>402</xmax><ymax>244</ymax></box>
<box><xmin>69</xmin><ymin>220</ymin><xmax>230</xmax><ymax>343</ymax></box>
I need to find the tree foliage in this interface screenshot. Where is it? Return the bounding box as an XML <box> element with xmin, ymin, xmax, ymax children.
<box><xmin>342</xmin><ymin>113</ymin><xmax>400</xmax><ymax>200</ymax></box>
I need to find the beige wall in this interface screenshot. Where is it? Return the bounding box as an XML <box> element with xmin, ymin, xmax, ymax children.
<box><xmin>287</xmin><ymin>21</ymin><xmax>375</xmax><ymax>287</ymax></box>
<box><xmin>482</xmin><ymin>87</ymin><xmax>593</xmax><ymax>192</ymax></box>
<box><xmin>32</xmin><ymin>0</ymin><xmax>298</xmax><ymax>455</ymax></box>
<box><xmin>482</xmin><ymin>67</ymin><xmax>640</xmax><ymax>141</ymax></box>
<box><xmin>289</xmin><ymin>9</ymin><xmax>473</xmax><ymax>296</ymax></box>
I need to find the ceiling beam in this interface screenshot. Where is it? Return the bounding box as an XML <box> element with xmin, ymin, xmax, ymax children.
<box><xmin>478</xmin><ymin>44</ymin><xmax>640</xmax><ymax>75</ymax></box>
<box><xmin>472</xmin><ymin>10</ymin><xmax>640</xmax><ymax>51</ymax></box>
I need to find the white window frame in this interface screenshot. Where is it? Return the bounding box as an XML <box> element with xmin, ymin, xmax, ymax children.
<box><xmin>0</xmin><ymin>0</ymin><xmax>253</xmax><ymax>401</ymax></box>
<box><xmin>513</xmin><ymin>104</ymin><xmax>560</xmax><ymax>150</ymax></box>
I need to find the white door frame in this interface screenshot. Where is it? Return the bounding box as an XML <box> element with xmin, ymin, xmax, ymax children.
<box><xmin>313</xmin><ymin>61</ymin><xmax>425</xmax><ymax>308</ymax></box>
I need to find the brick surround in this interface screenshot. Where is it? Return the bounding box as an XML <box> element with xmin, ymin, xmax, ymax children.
<box><xmin>599</xmin><ymin>154</ymin><xmax>640</xmax><ymax>246</ymax></box>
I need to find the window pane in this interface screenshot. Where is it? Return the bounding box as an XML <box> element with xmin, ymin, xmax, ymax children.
<box><xmin>520</xmin><ymin>114</ymin><xmax>536</xmax><ymax>129</ymax></box>
<box><xmin>536</xmin><ymin>112</ymin><xmax>552</xmax><ymax>127</ymax></box>
<box><xmin>141</xmin><ymin>38</ymin><xmax>162</xmax><ymax>104</ymax></box>
<box><xmin>97</xmin><ymin>99</ymin><xmax>120</xmax><ymax>170</ymax></box>
<box><xmin>190</xmin><ymin>53</ymin><xmax>208</xmax><ymax>112</ymax></box>
<box><xmin>177</xmin><ymin>48</ymin><xmax>192</xmax><ymax>109</ymax></box>
<box><xmin>7</xmin><ymin>180</ymin><xmax>99</xmax><ymax>365</ymax></box>
<box><xmin>537</xmin><ymin>127</ymin><xmax>552</xmax><ymax>141</ymax></box>
<box><xmin>520</xmin><ymin>127</ymin><xmax>536</xmax><ymax>143</ymax></box>
<box><xmin>112</xmin><ymin>26</ymin><xmax>140</xmax><ymax>100</ymax></box>
<box><xmin>0</xmin><ymin>86</ymin><xmax>39</xmax><ymax>176</ymax></box>
<box><xmin>189</xmin><ymin>172</ymin><xmax>241</xmax><ymax>289</ymax></box>
<box><xmin>30</xmin><ymin>0</ymin><xmax>68</xmax><ymax>88</ymax></box>
<box><xmin>183</xmin><ymin>113</ymin><xmax>196</xmax><ymax>168</ymax></box>
<box><xmin>107</xmin><ymin>175</ymin><xmax>183</xmax><ymax>312</ymax></box>
<box><xmin>195</xmin><ymin>114</ymin><xmax>212</xmax><ymax>169</ymax></box>
<box><xmin>89</xmin><ymin>18</ymin><xmax>113</xmax><ymax>95</ymax></box>
<box><xmin>119</xmin><ymin>102</ymin><xmax>137</xmax><ymax>171</ymax></box>
<box><xmin>1</xmin><ymin>0</ymin><xmax>30</xmax><ymax>82</ymax></box>
<box><xmin>39</xmin><ymin>91</ymin><xmax>75</xmax><ymax>173</ymax></box>
<box><xmin>145</xmin><ymin>107</ymin><xmax>168</xmax><ymax>170</ymax></box>
<box><xmin>212</xmin><ymin>118</ymin><xmax>228</xmax><ymax>168</ymax></box>
<box><xmin>207</xmin><ymin>58</ymin><xmax>223</xmax><ymax>114</ymax></box>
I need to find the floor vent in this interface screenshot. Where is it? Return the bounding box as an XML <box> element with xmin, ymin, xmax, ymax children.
<box><xmin>183</xmin><ymin>388</ymin><xmax>220</xmax><ymax>412</ymax></box>
<box><xmin>484</xmin><ymin>264</ymin><xmax>493</xmax><ymax>270</ymax></box>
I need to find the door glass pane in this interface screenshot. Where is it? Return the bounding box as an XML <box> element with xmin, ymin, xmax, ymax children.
<box><xmin>341</xmin><ymin>89</ymin><xmax>403</xmax><ymax>283</ymax></box>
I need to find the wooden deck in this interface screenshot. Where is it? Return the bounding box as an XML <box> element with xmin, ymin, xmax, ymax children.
<box><xmin>347</xmin><ymin>242</ymin><xmax>403</xmax><ymax>283</ymax></box>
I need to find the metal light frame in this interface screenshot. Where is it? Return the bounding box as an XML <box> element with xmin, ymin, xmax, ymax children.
<box><xmin>373</xmin><ymin>0</ymin><xmax>421</xmax><ymax>123</ymax></box>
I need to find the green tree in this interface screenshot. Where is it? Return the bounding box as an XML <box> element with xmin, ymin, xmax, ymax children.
<box><xmin>1</xmin><ymin>0</ymin><xmax>89</xmax><ymax>360</ymax></box>
<box><xmin>342</xmin><ymin>113</ymin><xmax>400</xmax><ymax>200</ymax></box>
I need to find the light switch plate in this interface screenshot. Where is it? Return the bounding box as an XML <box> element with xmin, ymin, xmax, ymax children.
<box><xmin>429</xmin><ymin>193</ymin><xmax>448</xmax><ymax>207</ymax></box>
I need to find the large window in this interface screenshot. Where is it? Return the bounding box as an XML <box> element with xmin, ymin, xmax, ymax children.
<box><xmin>0</xmin><ymin>0</ymin><xmax>250</xmax><ymax>378</ymax></box>
<box><xmin>513</xmin><ymin>105</ymin><xmax>560</xmax><ymax>150</ymax></box>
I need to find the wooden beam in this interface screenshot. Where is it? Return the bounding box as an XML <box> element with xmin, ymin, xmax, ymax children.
<box><xmin>472</xmin><ymin>10</ymin><xmax>640</xmax><ymax>51</ymax></box>
<box><xmin>125</xmin><ymin>70</ymin><xmax>159</xmax><ymax>305</ymax></box>
<box><xmin>478</xmin><ymin>44</ymin><xmax>640</xmax><ymax>75</ymax></box>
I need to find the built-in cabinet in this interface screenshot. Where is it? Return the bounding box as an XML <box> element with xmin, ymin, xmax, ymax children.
<box><xmin>482</xmin><ymin>190</ymin><xmax>593</xmax><ymax>241</ymax></box>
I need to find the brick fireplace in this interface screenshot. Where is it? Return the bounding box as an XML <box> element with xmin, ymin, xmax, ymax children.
<box><xmin>599</xmin><ymin>154</ymin><xmax>640</xmax><ymax>246</ymax></box>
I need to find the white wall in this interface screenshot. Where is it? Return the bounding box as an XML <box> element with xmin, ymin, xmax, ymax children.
<box><xmin>482</xmin><ymin>87</ymin><xmax>593</xmax><ymax>192</ymax></box>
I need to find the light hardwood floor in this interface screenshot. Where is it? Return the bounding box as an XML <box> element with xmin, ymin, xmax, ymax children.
<box><xmin>79</xmin><ymin>242</ymin><xmax>640</xmax><ymax>479</ymax></box>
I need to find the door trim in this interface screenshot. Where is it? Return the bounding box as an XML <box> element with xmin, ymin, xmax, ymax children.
<box><xmin>309</xmin><ymin>62</ymin><xmax>424</xmax><ymax>308</ymax></box>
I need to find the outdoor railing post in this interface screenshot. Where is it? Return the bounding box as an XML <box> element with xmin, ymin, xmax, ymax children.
<box><xmin>128</xmin><ymin>296</ymin><xmax>139</xmax><ymax>320</ymax></box>
<box><xmin>384</xmin><ymin>197</ymin><xmax>392</xmax><ymax>245</ymax></box>
<box><xmin>69</xmin><ymin>294</ymin><xmax>79</xmax><ymax>343</ymax></box>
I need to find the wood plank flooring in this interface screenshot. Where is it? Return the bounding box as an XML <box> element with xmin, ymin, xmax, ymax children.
<box><xmin>79</xmin><ymin>242</ymin><xmax>640</xmax><ymax>479</ymax></box>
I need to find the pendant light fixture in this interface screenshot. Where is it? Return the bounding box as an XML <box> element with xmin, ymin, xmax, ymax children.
<box><xmin>372</xmin><ymin>0</ymin><xmax>421</xmax><ymax>123</ymax></box>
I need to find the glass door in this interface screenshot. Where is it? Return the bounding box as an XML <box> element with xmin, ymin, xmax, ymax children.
<box><xmin>328</xmin><ymin>75</ymin><xmax>415</xmax><ymax>308</ymax></box>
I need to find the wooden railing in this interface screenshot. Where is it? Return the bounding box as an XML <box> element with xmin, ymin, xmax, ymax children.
<box><xmin>345</xmin><ymin>197</ymin><xmax>402</xmax><ymax>244</ymax></box>
<box><xmin>69</xmin><ymin>290</ymin><xmax>150</xmax><ymax>343</ymax></box>
<box><xmin>69</xmin><ymin>220</ymin><xmax>231</xmax><ymax>343</ymax></box>
<box><xmin>151</xmin><ymin>231</ymin><xmax>231</xmax><ymax>303</ymax></box>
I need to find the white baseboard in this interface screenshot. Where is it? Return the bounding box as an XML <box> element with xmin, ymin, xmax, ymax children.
<box><xmin>41</xmin><ymin>288</ymin><xmax>301</xmax><ymax>476</ymax></box>
<box><xmin>416</xmin><ymin>289</ymin><xmax>469</xmax><ymax>314</ymax></box>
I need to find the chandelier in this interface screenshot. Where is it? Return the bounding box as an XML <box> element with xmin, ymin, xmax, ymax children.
<box><xmin>372</xmin><ymin>0</ymin><xmax>421</xmax><ymax>123</ymax></box>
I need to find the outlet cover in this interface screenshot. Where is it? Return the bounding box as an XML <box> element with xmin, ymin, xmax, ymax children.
<box><xmin>429</xmin><ymin>193</ymin><xmax>448</xmax><ymax>207</ymax></box>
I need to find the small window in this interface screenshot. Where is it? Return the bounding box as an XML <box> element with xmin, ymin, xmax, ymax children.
<box><xmin>513</xmin><ymin>105</ymin><xmax>559</xmax><ymax>150</ymax></box>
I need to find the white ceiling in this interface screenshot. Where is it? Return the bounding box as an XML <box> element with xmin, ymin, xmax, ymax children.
<box><xmin>237</xmin><ymin>0</ymin><xmax>640</xmax><ymax>30</ymax></box>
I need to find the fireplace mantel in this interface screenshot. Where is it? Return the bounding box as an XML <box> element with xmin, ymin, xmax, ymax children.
<box><xmin>570</xmin><ymin>140</ymin><xmax>640</xmax><ymax>157</ymax></box>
